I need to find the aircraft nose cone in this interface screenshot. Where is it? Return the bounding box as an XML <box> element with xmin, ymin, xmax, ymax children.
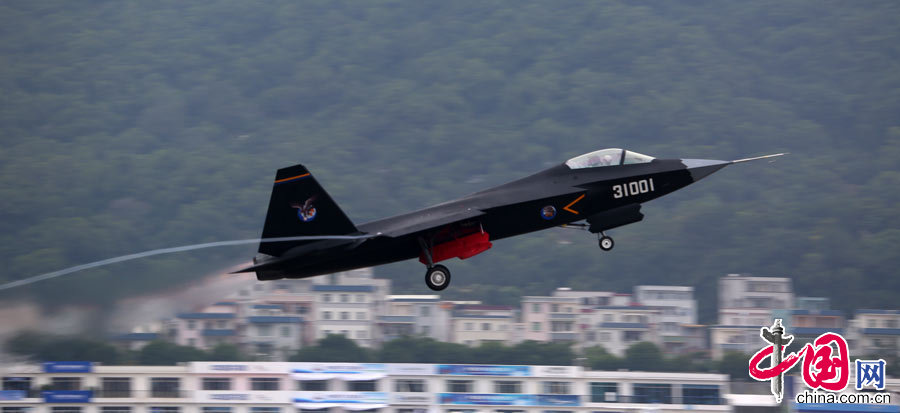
<box><xmin>681</xmin><ymin>159</ymin><xmax>730</xmax><ymax>182</ymax></box>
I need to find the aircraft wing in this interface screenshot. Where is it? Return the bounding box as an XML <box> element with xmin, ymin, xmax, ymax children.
<box><xmin>375</xmin><ymin>208</ymin><xmax>486</xmax><ymax>238</ymax></box>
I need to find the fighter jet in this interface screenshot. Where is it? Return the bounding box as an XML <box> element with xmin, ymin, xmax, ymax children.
<box><xmin>236</xmin><ymin>148</ymin><xmax>783</xmax><ymax>290</ymax></box>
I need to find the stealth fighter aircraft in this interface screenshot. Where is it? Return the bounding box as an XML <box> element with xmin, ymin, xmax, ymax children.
<box><xmin>236</xmin><ymin>148</ymin><xmax>783</xmax><ymax>290</ymax></box>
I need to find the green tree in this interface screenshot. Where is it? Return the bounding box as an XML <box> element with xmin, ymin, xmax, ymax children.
<box><xmin>584</xmin><ymin>345</ymin><xmax>622</xmax><ymax>371</ymax></box>
<box><xmin>207</xmin><ymin>343</ymin><xmax>247</xmax><ymax>361</ymax></box>
<box><xmin>138</xmin><ymin>340</ymin><xmax>207</xmax><ymax>365</ymax></box>
<box><xmin>717</xmin><ymin>351</ymin><xmax>752</xmax><ymax>381</ymax></box>
<box><xmin>291</xmin><ymin>334</ymin><xmax>371</xmax><ymax>362</ymax></box>
<box><xmin>623</xmin><ymin>342</ymin><xmax>664</xmax><ymax>371</ymax></box>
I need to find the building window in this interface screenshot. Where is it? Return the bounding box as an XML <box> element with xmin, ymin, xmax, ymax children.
<box><xmin>356</xmin><ymin>330</ymin><xmax>367</xmax><ymax>339</ymax></box>
<box><xmin>551</xmin><ymin>304</ymin><xmax>560</xmax><ymax>312</ymax></box>
<box><xmin>201</xmin><ymin>409</ymin><xmax>231</xmax><ymax>413</ymax></box>
<box><xmin>624</xmin><ymin>331</ymin><xmax>642</xmax><ymax>342</ymax></box>
<box><xmin>494</xmin><ymin>381</ymin><xmax>521</xmax><ymax>393</ymax></box>
<box><xmin>3</xmin><ymin>377</ymin><xmax>32</xmax><ymax>392</ymax></box>
<box><xmin>50</xmin><ymin>408</ymin><xmax>81</xmax><ymax>413</ymax></box>
<box><xmin>150</xmin><ymin>378</ymin><xmax>181</xmax><ymax>398</ymax></box>
<box><xmin>603</xmin><ymin>314</ymin><xmax>613</xmax><ymax>322</ymax></box>
<box><xmin>257</xmin><ymin>325</ymin><xmax>273</xmax><ymax>336</ymax></box>
<box><xmin>149</xmin><ymin>408</ymin><xmax>180</xmax><ymax>413</ymax></box>
<box><xmin>541</xmin><ymin>381</ymin><xmax>571</xmax><ymax>394</ymax></box>
<box><xmin>341</xmin><ymin>294</ymin><xmax>350</xmax><ymax>303</ymax></box>
<box><xmin>2</xmin><ymin>408</ymin><xmax>34</xmax><ymax>413</ymax></box>
<box><xmin>51</xmin><ymin>377</ymin><xmax>81</xmax><ymax>391</ymax></box>
<box><xmin>532</xmin><ymin>322</ymin><xmax>541</xmax><ymax>332</ymax></box>
<box><xmin>532</xmin><ymin>303</ymin><xmax>541</xmax><ymax>313</ymax></box>
<box><xmin>217</xmin><ymin>320</ymin><xmax>226</xmax><ymax>328</ymax></box>
<box><xmin>201</xmin><ymin>378</ymin><xmax>231</xmax><ymax>391</ymax></box>
<box><xmin>349</xmin><ymin>380</ymin><xmax>377</xmax><ymax>391</ymax></box>
<box><xmin>250</xmin><ymin>378</ymin><xmax>280</xmax><ymax>391</ymax></box>
<box><xmin>590</xmin><ymin>382</ymin><xmax>618</xmax><ymax>402</ymax></box>
<box><xmin>482</xmin><ymin>323</ymin><xmax>491</xmax><ymax>331</ymax></box>
<box><xmin>420</xmin><ymin>306</ymin><xmax>430</xmax><ymax>316</ymax></box>
<box><xmin>357</xmin><ymin>312</ymin><xmax>366</xmax><ymax>320</ymax></box>
<box><xmin>633</xmin><ymin>383</ymin><xmax>671</xmax><ymax>404</ymax></box>
<box><xmin>421</xmin><ymin>325</ymin><xmax>431</xmax><ymax>335</ymax></box>
<box><xmin>682</xmin><ymin>385</ymin><xmax>721</xmax><ymax>405</ymax></box>
<box><xmin>356</xmin><ymin>294</ymin><xmax>365</xmax><ymax>303</ymax></box>
<box><xmin>250</xmin><ymin>409</ymin><xmax>280</xmax><ymax>413</ymax></box>
<box><xmin>250</xmin><ymin>408</ymin><xmax>280</xmax><ymax>413</ymax></box>
<box><xmin>187</xmin><ymin>320</ymin><xmax>196</xmax><ymax>330</ymax></box>
<box><xmin>465</xmin><ymin>323</ymin><xmax>474</xmax><ymax>331</ymax></box>
<box><xmin>340</xmin><ymin>330</ymin><xmax>349</xmax><ymax>336</ymax></box>
<box><xmin>323</xmin><ymin>294</ymin><xmax>332</xmax><ymax>302</ymax></box>
<box><xmin>100</xmin><ymin>408</ymin><xmax>131</xmax><ymax>413</ymax></box>
<box><xmin>323</xmin><ymin>311</ymin><xmax>332</xmax><ymax>320</ymax></box>
<box><xmin>299</xmin><ymin>381</ymin><xmax>327</xmax><ymax>391</ymax></box>
<box><xmin>447</xmin><ymin>380</ymin><xmax>474</xmax><ymax>393</ymax></box>
<box><xmin>341</xmin><ymin>312</ymin><xmax>350</xmax><ymax>320</ymax></box>
<box><xmin>281</xmin><ymin>327</ymin><xmax>291</xmax><ymax>337</ymax></box>
<box><xmin>295</xmin><ymin>305</ymin><xmax>307</xmax><ymax>314</ymax></box>
<box><xmin>101</xmin><ymin>377</ymin><xmax>131</xmax><ymax>397</ymax></box>
<box><xmin>395</xmin><ymin>379</ymin><xmax>426</xmax><ymax>392</ymax></box>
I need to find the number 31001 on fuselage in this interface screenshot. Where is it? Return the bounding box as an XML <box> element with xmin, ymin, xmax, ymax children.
<box><xmin>235</xmin><ymin>148</ymin><xmax>784</xmax><ymax>291</ymax></box>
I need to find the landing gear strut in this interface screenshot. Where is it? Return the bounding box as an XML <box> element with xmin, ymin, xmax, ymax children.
<box><xmin>419</xmin><ymin>236</ymin><xmax>452</xmax><ymax>291</ymax></box>
<box><xmin>598</xmin><ymin>232</ymin><xmax>614</xmax><ymax>251</ymax></box>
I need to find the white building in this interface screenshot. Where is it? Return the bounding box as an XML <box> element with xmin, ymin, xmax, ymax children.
<box><xmin>520</xmin><ymin>296</ymin><xmax>580</xmax><ymax>343</ymax></box>
<box><xmin>849</xmin><ymin>309</ymin><xmax>900</xmax><ymax>357</ymax></box>
<box><xmin>633</xmin><ymin>285</ymin><xmax>698</xmax><ymax>354</ymax></box>
<box><xmin>579</xmin><ymin>305</ymin><xmax>661</xmax><ymax>356</ymax></box>
<box><xmin>450</xmin><ymin>305</ymin><xmax>516</xmax><ymax>346</ymax></box>
<box><xmin>0</xmin><ymin>361</ymin><xmax>744</xmax><ymax>413</ymax></box>
<box><xmin>713</xmin><ymin>274</ymin><xmax>793</xmax><ymax>359</ymax></box>
<box><xmin>377</xmin><ymin>295</ymin><xmax>451</xmax><ymax>343</ymax></box>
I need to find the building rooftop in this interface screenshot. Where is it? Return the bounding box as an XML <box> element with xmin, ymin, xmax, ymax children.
<box><xmin>247</xmin><ymin>316</ymin><xmax>303</xmax><ymax>324</ymax></box>
<box><xmin>312</xmin><ymin>285</ymin><xmax>375</xmax><ymax>293</ymax></box>
<box><xmin>177</xmin><ymin>312</ymin><xmax>235</xmax><ymax>319</ymax></box>
<box><xmin>202</xmin><ymin>329</ymin><xmax>236</xmax><ymax>337</ymax></box>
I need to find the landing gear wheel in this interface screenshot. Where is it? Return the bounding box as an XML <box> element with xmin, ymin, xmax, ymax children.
<box><xmin>425</xmin><ymin>265</ymin><xmax>451</xmax><ymax>291</ymax></box>
<box><xmin>599</xmin><ymin>236</ymin><xmax>614</xmax><ymax>251</ymax></box>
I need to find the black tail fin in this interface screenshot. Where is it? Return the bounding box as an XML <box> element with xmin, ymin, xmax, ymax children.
<box><xmin>258</xmin><ymin>164</ymin><xmax>358</xmax><ymax>257</ymax></box>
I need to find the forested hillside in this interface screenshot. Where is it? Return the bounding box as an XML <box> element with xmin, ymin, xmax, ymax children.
<box><xmin>1</xmin><ymin>1</ymin><xmax>898</xmax><ymax>322</ymax></box>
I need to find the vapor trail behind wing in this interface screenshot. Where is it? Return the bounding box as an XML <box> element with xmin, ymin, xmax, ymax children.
<box><xmin>0</xmin><ymin>234</ymin><xmax>377</xmax><ymax>291</ymax></box>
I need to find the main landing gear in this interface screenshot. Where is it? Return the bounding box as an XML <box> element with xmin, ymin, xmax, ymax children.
<box><xmin>425</xmin><ymin>265</ymin><xmax>451</xmax><ymax>291</ymax></box>
<box><xmin>419</xmin><ymin>237</ymin><xmax>451</xmax><ymax>291</ymax></box>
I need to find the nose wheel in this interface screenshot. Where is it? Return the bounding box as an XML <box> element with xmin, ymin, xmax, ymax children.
<box><xmin>598</xmin><ymin>232</ymin><xmax>614</xmax><ymax>251</ymax></box>
<box><xmin>425</xmin><ymin>264</ymin><xmax>451</xmax><ymax>291</ymax></box>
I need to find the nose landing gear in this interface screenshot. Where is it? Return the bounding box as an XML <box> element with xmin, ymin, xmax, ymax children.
<box><xmin>598</xmin><ymin>232</ymin><xmax>614</xmax><ymax>251</ymax></box>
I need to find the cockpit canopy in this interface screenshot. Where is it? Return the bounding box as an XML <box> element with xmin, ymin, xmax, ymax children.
<box><xmin>565</xmin><ymin>148</ymin><xmax>655</xmax><ymax>169</ymax></box>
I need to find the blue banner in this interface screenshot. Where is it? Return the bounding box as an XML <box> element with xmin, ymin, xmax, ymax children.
<box><xmin>43</xmin><ymin>361</ymin><xmax>92</xmax><ymax>373</ymax></box>
<box><xmin>536</xmin><ymin>395</ymin><xmax>580</xmax><ymax>406</ymax></box>
<box><xmin>43</xmin><ymin>391</ymin><xmax>92</xmax><ymax>403</ymax></box>
<box><xmin>437</xmin><ymin>365</ymin><xmax>530</xmax><ymax>376</ymax></box>
<box><xmin>0</xmin><ymin>391</ymin><xmax>25</xmax><ymax>401</ymax></box>
<box><xmin>439</xmin><ymin>393</ymin><xmax>535</xmax><ymax>406</ymax></box>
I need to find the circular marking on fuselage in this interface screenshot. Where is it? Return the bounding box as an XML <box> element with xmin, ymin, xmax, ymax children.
<box><xmin>540</xmin><ymin>205</ymin><xmax>557</xmax><ymax>220</ymax></box>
